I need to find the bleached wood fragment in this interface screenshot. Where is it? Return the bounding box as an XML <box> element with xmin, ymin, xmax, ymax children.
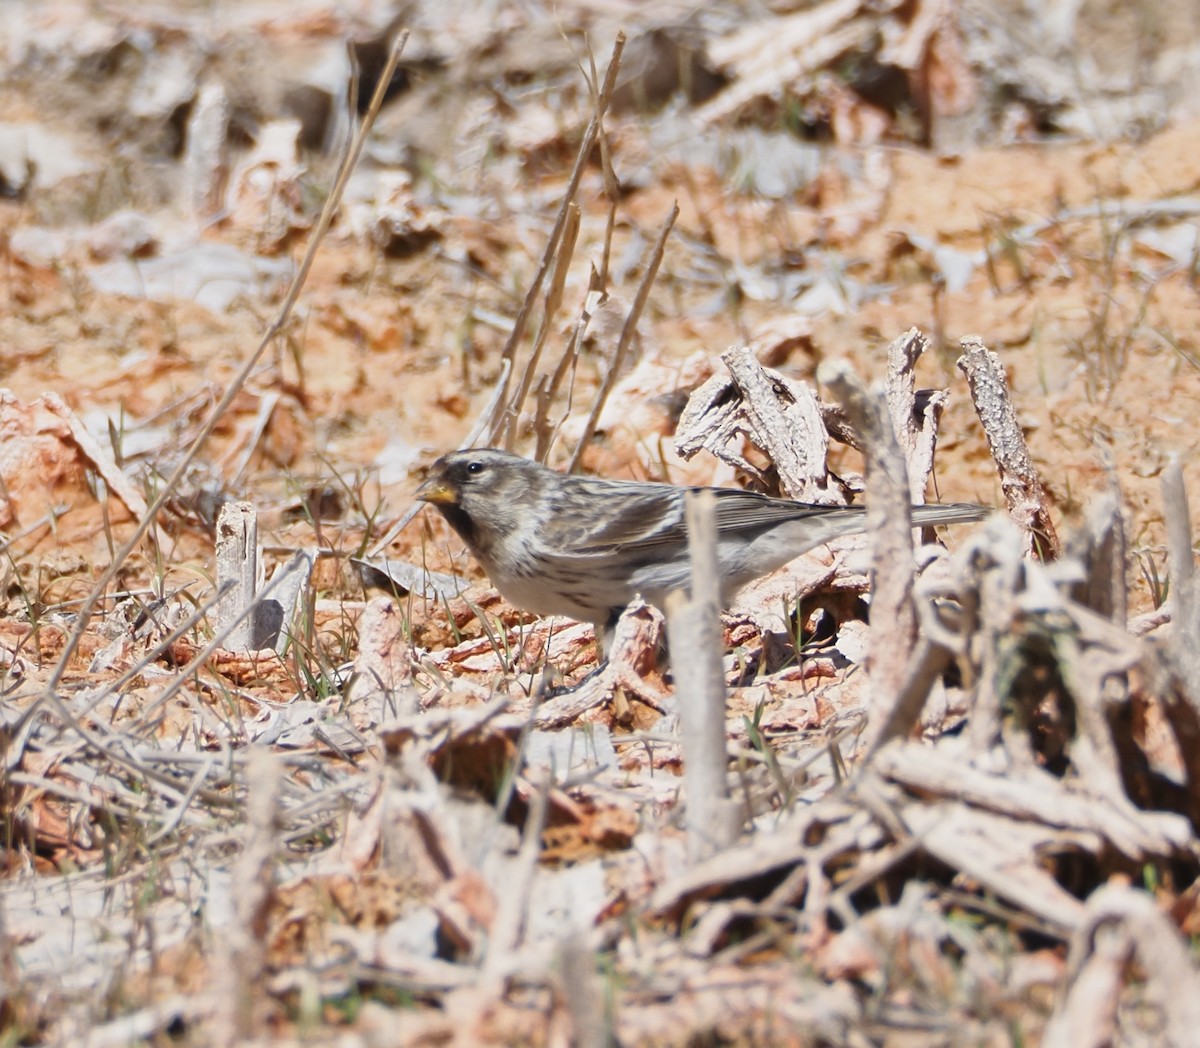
<box><xmin>186</xmin><ymin>79</ymin><xmax>230</xmax><ymax>220</ymax></box>
<box><xmin>532</xmin><ymin>603</ymin><xmax>669</xmax><ymax>729</ymax></box>
<box><xmin>697</xmin><ymin>1</ymin><xmax>872</xmax><ymax>126</ymax></box>
<box><xmin>875</xmin><ymin>742</ymin><xmax>1192</xmax><ymax>858</ymax></box>
<box><xmin>903</xmin><ymin>801</ymin><xmax>1085</xmax><ymax>931</ymax></box>
<box><xmin>884</xmin><ymin>327</ymin><xmax>947</xmax><ymax>504</ymax></box>
<box><xmin>216</xmin><ymin>502</ymin><xmax>258</xmax><ymax>651</ymax></box>
<box><xmin>676</xmin><ymin>345</ymin><xmax>839</xmax><ymax>502</ymax></box>
<box><xmin>957</xmin><ymin>336</ymin><xmax>1060</xmax><ymax>557</ymax></box>
<box><xmin>1164</xmin><ymin>461</ymin><xmax>1199</xmax><ymax>687</ymax></box>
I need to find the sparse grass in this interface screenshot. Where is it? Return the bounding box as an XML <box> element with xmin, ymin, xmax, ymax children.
<box><xmin>1133</xmin><ymin>545</ymin><xmax>1170</xmax><ymax>609</ymax></box>
<box><xmin>742</xmin><ymin>699</ymin><xmax>793</xmax><ymax>809</ymax></box>
<box><xmin>980</xmin><ymin>211</ymin><xmax>1035</xmax><ymax>296</ymax></box>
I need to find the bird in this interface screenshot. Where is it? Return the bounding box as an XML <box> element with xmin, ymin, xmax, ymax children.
<box><xmin>414</xmin><ymin>448</ymin><xmax>988</xmax><ymax>644</ymax></box>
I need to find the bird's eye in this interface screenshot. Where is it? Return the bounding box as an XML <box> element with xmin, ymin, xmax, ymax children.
<box><xmin>466</xmin><ymin>461</ymin><xmax>485</xmax><ymax>475</ymax></box>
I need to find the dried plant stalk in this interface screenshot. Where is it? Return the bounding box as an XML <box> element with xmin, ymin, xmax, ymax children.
<box><xmin>667</xmin><ymin>490</ymin><xmax>740</xmax><ymax>862</ymax></box>
<box><xmin>212</xmin><ymin>747</ymin><xmax>281</xmax><ymax>1045</ymax></box>
<box><xmin>501</xmin><ymin>202</ymin><xmax>582</xmax><ymax>450</ymax></box>
<box><xmin>863</xmin><ymin>638</ymin><xmax>954</xmax><ymax>758</ymax></box>
<box><xmin>568</xmin><ymin>201</ymin><xmax>679</xmax><ymax>472</ymax></box>
<box><xmin>481</xmin><ymin>781</ymin><xmax>549</xmax><ymax>992</ymax></box>
<box><xmin>186</xmin><ymin>79</ymin><xmax>230</xmax><ymax>218</ymax></box>
<box><xmin>559</xmin><ymin>930</ymin><xmax>607</xmax><ymax>1048</ymax></box>
<box><xmin>532</xmin><ymin>272</ymin><xmax>604</xmax><ymax>462</ymax></box>
<box><xmin>1066</xmin><ymin>491</ymin><xmax>1127</xmax><ymax>625</ymax></box>
<box><xmin>485</xmin><ymin>32</ymin><xmax>627</xmax><ymax>446</ymax></box>
<box><xmin>1163</xmin><ymin>461</ymin><xmax>1198</xmax><ymax>680</ymax></box>
<box><xmin>1158</xmin><ymin>462</ymin><xmax>1200</xmax><ymax>827</ymax></box>
<box><xmin>957</xmin><ymin>335</ymin><xmax>1060</xmax><ymax>558</ymax></box>
<box><xmin>818</xmin><ymin>360</ymin><xmax>917</xmax><ymax>741</ymax></box>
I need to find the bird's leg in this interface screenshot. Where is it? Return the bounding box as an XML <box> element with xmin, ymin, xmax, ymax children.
<box><xmin>595</xmin><ymin>607</ymin><xmax>626</xmax><ymax>661</ymax></box>
<box><xmin>538</xmin><ymin>607</ymin><xmax>635</xmax><ymax>697</ymax></box>
<box><xmin>540</xmin><ymin>658</ymin><xmax>610</xmax><ymax>698</ymax></box>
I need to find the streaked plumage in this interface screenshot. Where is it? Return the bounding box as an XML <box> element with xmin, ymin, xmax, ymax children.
<box><xmin>415</xmin><ymin>448</ymin><xmax>988</xmax><ymax>635</ymax></box>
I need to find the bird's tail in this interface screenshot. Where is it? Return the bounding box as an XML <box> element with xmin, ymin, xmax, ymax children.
<box><xmin>910</xmin><ymin>502</ymin><xmax>990</xmax><ymax>528</ymax></box>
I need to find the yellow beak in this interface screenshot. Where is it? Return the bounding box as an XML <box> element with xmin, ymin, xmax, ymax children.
<box><xmin>414</xmin><ymin>478</ymin><xmax>458</xmax><ymax>506</ymax></box>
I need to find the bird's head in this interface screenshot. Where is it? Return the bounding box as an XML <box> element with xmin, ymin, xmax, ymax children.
<box><xmin>415</xmin><ymin>448</ymin><xmax>535</xmax><ymax>505</ymax></box>
<box><xmin>414</xmin><ymin>448</ymin><xmax>547</xmax><ymax>548</ymax></box>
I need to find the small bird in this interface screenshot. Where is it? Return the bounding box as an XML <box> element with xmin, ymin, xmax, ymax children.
<box><xmin>414</xmin><ymin>448</ymin><xmax>988</xmax><ymax>642</ymax></box>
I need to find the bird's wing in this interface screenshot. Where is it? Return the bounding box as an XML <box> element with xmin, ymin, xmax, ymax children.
<box><xmin>711</xmin><ymin>487</ymin><xmax>856</xmax><ymax>534</ymax></box>
<box><xmin>548</xmin><ymin>479</ymin><xmax>850</xmax><ymax>557</ymax></box>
